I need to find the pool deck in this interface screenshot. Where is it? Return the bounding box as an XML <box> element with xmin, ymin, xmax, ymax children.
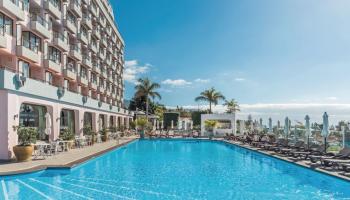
<box><xmin>216</xmin><ymin>138</ymin><xmax>350</xmax><ymax>182</ymax></box>
<box><xmin>0</xmin><ymin>136</ymin><xmax>138</xmax><ymax>176</ymax></box>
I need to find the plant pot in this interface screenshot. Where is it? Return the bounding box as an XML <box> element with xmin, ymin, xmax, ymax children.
<box><xmin>67</xmin><ymin>140</ymin><xmax>74</xmax><ymax>149</ymax></box>
<box><xmin>102</xmin><ymin>133</ymin><xmax>108</xmax><ymax>142</ymax></box>
<box><xmin>91</xmin><ymin>135</ymin><xmax>95</xmax><ymax>145</ymax></box>
<box><xmin>13</xmin><ymin>145</ymin><xmax>34</xmax><ymax>162</ymax></box>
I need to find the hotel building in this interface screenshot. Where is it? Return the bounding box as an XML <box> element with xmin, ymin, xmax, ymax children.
<box><xmin>0</xmin><ymin>0</ymin><xmax>133</xmax><ymax>160</ymax></box>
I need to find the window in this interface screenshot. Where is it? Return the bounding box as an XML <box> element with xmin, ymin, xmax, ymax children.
<box><xmin>60</xmin><ymin>109</ymin><xmax>75</xmax><ymax>133</ymax></box>
<box><xmin>0</xmin><ymin>12</ymin><xmax>13</xmax><ymax>35</ymax></box>
<box><xmin>80</xmin><ymin>66</ymin><xmax>87</xmax><ymax>78</ymax></box>
<box><xmin>48</xmin><ymin>46</ymin><xmax>61</xmax><ymax>64</ymax></box>
<box><xmin>45</xmin><ymin>71</ymin><xmax>53</xmax><ymax>85</ymax></box>
<box><xmin>22</xmin><ymin>32</ymin><xmax>41</xmax><ymax>53</ymax></box>
<box><xmin>19</xmin><ymin>103</ymin><xmax>47</xmax><ymax>140</ymax></box>
<box><xmin>67</xmin><ymin>58</ymin><xmax>76</xmax><ymax>72</ymax></box>
<box><xmin>67</xmin><ymin>11</ymin><xmax>76</xmax><ymax>25</ymax></box>
<box><xmin>19</xmin><ymin>60</ymin><xmax>30</xmax><ymax>77</ymax></box>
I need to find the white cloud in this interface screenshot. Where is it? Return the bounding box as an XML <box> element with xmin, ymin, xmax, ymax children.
<box><xmin>124</xmin><ymin>60</ymin><xmax>150</xmax><ymax>84</ymax></box>
<box><xmin>326</xmin><ymin>97</ymin><xmax>338</xmax><ymax>101</ymax></box>
<box><xmin>162</xmin><ymin>79</ymin><xmax>192</xmax><ymax>87</ymax></box>
<box><xmin>235</xmin><ymin>78</ymin><xmax>246</xmax><ymax>82</ymax></box>
<box><xmin>194</xmin><ymin>78</ymin><xmax>210</xmax><ymax>83</ymax></box>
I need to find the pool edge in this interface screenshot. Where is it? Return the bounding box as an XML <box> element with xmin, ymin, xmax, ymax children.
<box><xmin>0</xmin><ymin>138</ymin><xmax>138</xmax><ymax>177</ymax></box>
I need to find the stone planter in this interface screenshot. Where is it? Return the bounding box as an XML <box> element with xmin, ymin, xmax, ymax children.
<box><xmin>13</xmin><ymin>145</ymin><xmax>34</xmax><ymax>162</ymax></box>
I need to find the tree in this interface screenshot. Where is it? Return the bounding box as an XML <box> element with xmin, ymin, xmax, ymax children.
<box><xmin>195</xmin><ymin>87</ymin><xmax>225</xmax><ymax>113</ymax></box>
<box><xmin>134</xmin><ymin>78</ymin><xmax>161</xmax><ymax>122</ymax></box>
<box><xmin>224</xmin><ymin>99</ymin><xmax>240</xmax><ymax>113</ymax></box>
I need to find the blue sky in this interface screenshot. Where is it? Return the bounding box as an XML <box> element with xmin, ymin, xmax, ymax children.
<box><xmin>112</xmin><ymin>0</ymin><xmax>350</xmax><ymax>123</ymax></box>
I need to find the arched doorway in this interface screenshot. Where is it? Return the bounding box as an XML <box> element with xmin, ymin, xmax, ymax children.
<box><xmin>19</xmin><ymin>103</ymin><xmax>48</xmax><ymax>141</ymax></box>
<box><xmin>83</xmin><ymin>112</ymin><xmax>93</xmax><ymax>135</ymax></box>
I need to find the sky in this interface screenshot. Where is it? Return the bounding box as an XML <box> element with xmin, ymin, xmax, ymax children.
<box><xmin>111</xmin><ymin>0</ymin><xmax>350</xmax><ymax>124</ymax></box>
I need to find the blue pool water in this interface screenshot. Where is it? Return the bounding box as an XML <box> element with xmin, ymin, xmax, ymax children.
<box><xmin>1</xmin><ymin>139</ymin><xmax>350</xmax><ymax>200</ymax></box>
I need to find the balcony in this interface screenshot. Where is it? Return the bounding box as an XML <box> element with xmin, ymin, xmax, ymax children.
<box><xmin>92</xmin><ymin>29</ymin><xmax>100</xmax><ymax>39</ymax></box>
<box><xmin>44</xmin><ymin>0</ymin><xmax>61</xmax><ymax>19</ymax></box>
<box><xmin>78</xmin><ymin>76</ymin><xmax>88</xmax><ymax>86</ymax></box>
<box><xmin>69</xmin><ymin>45</ymin><xmax>82</xmax><ymax>61</ymax></box>
<box><xmin>0</xmin><ymin>0</ymin><xmax>25</xmax><ymax>21</ymax></box>
<box><xmin>30</xmin><ymin>15</ymin><xmax>51</xmax><ymax>39</ymax></box>
<box><xmin>89</xmin><ymin>81</ymin><xmax>97</xmax><ymax>90</ymax></box>
<box><xmin>89</xmin><ymin>4</ymin><xmax>97</xmax><ymax>17</ymax></box>
<box><xmin>100</xmin><ymin>69</ymin><xmax>107</xmax><ymax>78</ymax></box>
<box><xmin>101</xmin><ymin>38</ymin><xmax>107</xmax><ymax>47</ymax></box>
<box><xmin>105</xmin><ymin>57</ymin><xmax>111</xmax><ymax>66</ymax></box>
<box><xmin>82</xmin><ymin>16</ymin><xmax>92</xmax><ymax>30</ymax></box>
<box><xmin>52</xmin><ymin>32</ymin><xmax>69</xmax><ymax>52</ymax></box>
<box><xmin>89</xmin><ymin>43</ymin><xmax>98</xmax><ymax>54</ymax></box>
<box><xmin>64</xmin><ymin>18</ymin><xmax>77</xmax><ymax>33</ymax></box>
<box><xmin>107</xmin><ymin>75</ymin><xmax>113</xmax><ymax>83</ymax></box>
<box><xmin>97</xmin><ymin>85</ymin><xmax>105</xmax><ymax>93</ymax></box>
<box><xmin>63</xmin><ymin>68</ymin><xmax>76</xmax><ymax>80</ymax></box>
<box><xmin>99</xmin><ymin>50</ymin><xmax>105</xmax><ymax>60</ymax></box>
<box><xmin>69</xmin><ymin>0</ymin><xmax>82</xmax><ymax>18</ymax></box>
<box><xmin>82</xmin><ymin>55</ymin><xmax>92</xmax><ymax>68</ymax></box>
<box><xmin>107</xmin><ymin>45</ymin><xmax>113</xmax><ymax>53</ymax></box>
<box><xmin>44</xmin><ymin>59</ymin><xmax>61</xmax><ymax>73</ymax></box>
<box><xmin>92</xmin><ymin>64</ymin><xmax>100</xmax><ymax>74</ymax></box>
<box><xmin>16</xmin><ymin>46</ymin><xmax>39</xmax><ymax>63</ymax></box>
<box><xmin>78</xmin><ymin>32</ymin><xmax>88</xmax><ymax>45</ymax></box>
<box><xmin>0</xmin><ymin>27</ymin><xmax>6</xmax><ymax>48</ymax></box>
<box><xmin>106</xmin><ymin>27</ymin><xmax>112</xmax><ymax>36</ymax></box>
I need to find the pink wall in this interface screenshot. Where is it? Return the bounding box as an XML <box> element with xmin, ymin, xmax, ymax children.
<box><xmin>0</xmin><ymin>90</ymin><xmax>132</xmax><ymax>160</ymax></box>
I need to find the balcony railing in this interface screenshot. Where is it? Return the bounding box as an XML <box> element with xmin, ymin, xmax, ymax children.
<box><xmin>67</xmin><ymin>64</ymin><xmax>75</xmax><ymax>72</ymax></box>
<box><xmin>53</xmin><ymin>31</ymin><xmax>66</xmax><ymax>42</ymax></box>
<box><xmin>48</xmin><ymin>0</ymin><xmax>61</xmax><ymax>10</ymax></box>
<box><xmin>12</xmin><ymin>0</ymin><xmax>29</xmax><ymax>11</ymax></box>
<box><xmin>30</xmin><ymin>14</ymin><xmax>49</xmax><ymax>28</ymax></box>
<box><xmin>70</xmin><ymin>45</ymin><xmax>80</xmax><ymax>52</ymax></box>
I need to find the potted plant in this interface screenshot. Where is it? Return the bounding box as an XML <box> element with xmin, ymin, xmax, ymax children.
<box><xmin>135</xmin><ymin>117</ymin><xmax>149</xmax><ymax>139</ymax></box>
<box><xmin>60</xmin><ymin>128</ymin><xmax>75</xmax><ymax>149</ymax></box>
<box><xmin>100</xmin><ymin>128</ymin><xmax>108</xmax><ymax>142</ymax></box>
<box><xmin>109</xmin><ymin>126</ymin><xmax>117</xmax><ymax>139</ymax></box>
<box><xmin>13</xmin><ymin>126</ymin><xmax>37</xmax><ymax>162</ymax></box>
<box><xmin>118</xmin><ymin>125</ymin><xmax>125</xmax><ymax>137</ymax></box>
<box><xmin>204</xmin><ymin>120</ymin><xmax>217</xmax><ymax>140</ymax></box>
<box><xmin>83</xmin><ymin>125</ymin><xmax>96</xmax><ymax>145</ymax></box>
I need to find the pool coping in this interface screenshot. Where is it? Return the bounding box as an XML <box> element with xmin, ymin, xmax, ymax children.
<box><xmin>215</xmin><ymin>139</ymin><xmax>350</xmax><ymax>182</ymax></box>
<box><xmin>0</xmin><ymin>138</ymin><xmax>138</xmax><ymax>176</ymax></box>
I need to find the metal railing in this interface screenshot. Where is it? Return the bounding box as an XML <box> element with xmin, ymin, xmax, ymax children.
<box><xmin>30</xmin><ymin>14</ymin><xmax>49</xmax><ymax>28</ymax></box>
<box><xmin>70</xmin><ymin>45</ymin><xmax>80</xmax><ymax>52</ymax></box>
<box><xmin>53</xmin><ymin>31</ymin><xmax>67</xmax><ymax>42</ymax></box>
<box><xmin>48</xmin><ymin>0</ymin><xmax>61</xmax><ymax>10</ymax></box>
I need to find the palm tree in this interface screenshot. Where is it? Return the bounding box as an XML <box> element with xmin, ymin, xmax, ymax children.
<box><xmin>134</xmin><ymin>78</ymin><xmax>161</xmax><ymax>122</ymax></box>
<box><xmin>195</xmin><ymin>87</ymin><xmax>225</xmax><ymax>113</ymax></box>
<box><xmin>224</xmin><ymin>99</ymin><xmax>240</xmax><ymax>113</ymax></box>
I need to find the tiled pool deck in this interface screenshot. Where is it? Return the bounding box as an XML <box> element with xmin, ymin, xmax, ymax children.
<box><xmin>0</xmin><ymin>136</ymin><xmax>138</xmax><ymax>176</ymax></box>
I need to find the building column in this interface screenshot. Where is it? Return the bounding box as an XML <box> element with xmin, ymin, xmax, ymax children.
<box><xmin>76</xmin><ymin>110</ymin><xmax>84</xmax><ymax>137</ymax></box>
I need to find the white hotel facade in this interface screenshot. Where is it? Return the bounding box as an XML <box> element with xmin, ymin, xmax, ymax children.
<box><xmin>0</xmin><ymin>0</ymin><xmax>133</xmax><ymax>160</ymax></box>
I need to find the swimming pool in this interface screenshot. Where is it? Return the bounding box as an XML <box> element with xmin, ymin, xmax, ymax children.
<box><xmin>1</xmin><ymin>139</ymin><xmax>350</xmax><ymax>200</ymax></box>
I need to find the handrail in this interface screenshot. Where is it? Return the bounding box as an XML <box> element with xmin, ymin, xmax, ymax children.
<box><xmin>31</xmin><ymin>14</ymin><xmax>49</xmax><ymax>28</ymax></box>
<box><xmin>48</xmin><ymin>0</ymin><xmax>61</xmax><ymax>9</ymax></box>
<box><xmin>53</xmin><ymin>31</ymin><xmax>67</xmax><ymax>42</ymax></box>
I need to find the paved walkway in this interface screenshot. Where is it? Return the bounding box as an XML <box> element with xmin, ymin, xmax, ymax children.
<box><xmin>0</xmin><ymin>136</ymin><xmax>138</xmax><ymax>176</ymax></box>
